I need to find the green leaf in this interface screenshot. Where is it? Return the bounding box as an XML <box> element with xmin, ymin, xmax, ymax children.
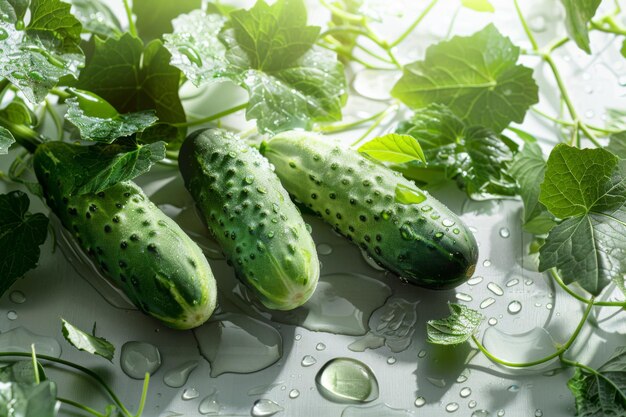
<box><xmin>395</xmin><ymin>183</ymin><xmax>426</xmax><ymax>205</ymax></box>
<box><xmin>539</xmin><ymin>144</ymin><xmax>626</xmax><ymax>295</ymax></box>
<box><xmin>395</xmin><ymin>105</ymin><xmax>517</xmax><ymax>199</ymax></box>
<box><xmin>0</xmin><ymin>380</ymin><xmax>57</xmax><ymax>417</ymax></box>
<box><xmin>0</xmin><ymin>361</ymin><xmax>46</xmax><ymax>384</ymax></box>
<box><xmin>218</xmin><ymin>0</ymin><xmax>346</xmax><ymax>133</ymax></box>
<box><xmin>61</xmin><ymin>318</ymin><xmax>115</xmax><ymax>361</ymax></box>
<box><xmin>509</xmin><ymin>142</ymin><xmax>555</xmax><ymax>234</ymax></box>
<box><xmin>427</xmin><ymin>303</ymin><xmax>483</xmax><ymax>345</ymax></box>
<box><xmin>568</xmin><ymin>346</ymin><xmax>626</xmax><ymax>416</ymax></box>
<box><xmin>0</xmin><ymin>191</ymin><xmax>48</xmax><ymax>298</ymax></box>
<box><xmin>0</xmin><ymin>99</ymin><xmax>34</xmax><ymax>126</ymax></box>
<box><xmin>559</xmin><ymin>0</ymin><xmax>602</xmax><ymax>54</ymax></box>
<box><xmin>66</xmin><ymin>91</ymin><xmax>158</xmax><ymax>143</ymax></box>
<box><xmin>391</xmin><ymin>24</ymin><xmax>538</xmax><ymax>133</ymax></box>
<box><xmin>461</xmin><ymin>0</ymin><xmax>494</xmax><ymax>12</ymax></box>
<box><xmin>0</xmin><ymin>126</ymin><xmax>14</xmax><ymax>154</ymax></box>
<box><xmin>38</xmin><ymin>141</ymin><xmax>166</xmax><ymax>196</ymax></box>
<box><xmin>163</xmin><ymin>10</ymin><xmax>228</xmax><ymax>86</ymax></box>
<box><xmin>358</xmin><ymin>133</ymin><xmax>425</xmax><ymax>164</ymax></box>
<box><xmin>133</xmin><ymin>0</ymin><xmax>202</xmax><ymax>42</ymax></box>
<box><xmin>0</xmin><ymin>0</ymin><xmax>84</xmax><ymax>103</ymax></box>
<box><xmin>607</xmin><ymin>131</ymin><xmax>626</xmax><ymax>159</ymax></box>
<box><xmin>70</xmin><ymin>0</ymin><xmax>122</xmax><ymax>38</ymax></box>
<box><xmin>75</xmin><ymin>34</ymin><xmax>186</xmax><ymax>143</ymax></box>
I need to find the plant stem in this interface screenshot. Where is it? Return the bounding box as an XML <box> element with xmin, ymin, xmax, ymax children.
<box><xmin>0</xmin><ymin>352</ymin><xmax>133</xmax><ymax>417</ymax></box>
<box><xmin>58</xmin><ymin>398</ymin><xmax>107</xmax><ymax>417</ymax></box>
<box><xmin>319</xmin><ymin>0</ymin><xmax>366</xmax><ymax>24</ymax></box>
<box><xmin>134</xmin><ymin>373</ymin><xmax>150</xmax><ymax>417</ymax></box>
<box><xmin>390</xmin><ymin>0</ymin><xmax>439</xmax><ymax>47</ymax></box>
<box><xmin>531</xmin><ymin>107</ymin><xmax>621</xmax><ymax>135</ymax></box>
<box><xmin>355</xmin><ymin>43</ymin><xmax>395</xmax><ymax>65</ymax></box>
<box><xmin>316</xmin><ymin>106</ymin><xmax>392</xmax><ymax>133</ymax></box>
<box><xmin>45</xmin><ymin>100</ymin><xmax>64</xmax><ymax>141</ymax></box>
<box><xmin>31</xmin><ymin>345</ymin><xmax>40</xmax><ymax>384</ymax></box>
<box><xmin>550</xmin><ymin>269</ymin><xmax>626</xmax><ymax>307</ymax></box>
<box><xmin>321</xmin><ymin>26</ymin><xmax>390</xmax><ymax>52</ymax></box>
<box><xmin>547</xmin><ymin>36</ymin><xmax>569</xmax><ymax>53</ymax></box>
<box><xmin>122</xmin><ymin>0</ymin><xmax>137</xmax><ymax>37</ymax></box>
<box><xmin>591</xmin><ymin>16</ymin><xmax>626</xmax><ymax>36</ymax></box>
<box><xmin>174</xmin><ymin>103</ymin><xmax>247</xmax><ymax>127</ymax></box>
<box><xmin>50</xmin><ymin>88</ymin><xmax>71</xmax><ymax>100</ymax></box>
<box><xmin>513</xmin><ymin>0</ymin><xmax>539</xmax><ymax>51</ymax></box>
<box><xmin>318</xmin><ymin>42</ymin><xmax>387</xmax><ymax>69</ymax></box>
<box><xmin>472</xmin><ymin>300</ymin><xmax>595</xmax><ymax>368</ymax></box>
<box><xmin>350</xmin><ymin>103</ymin><xmax>399</xmax><ymax>147</ymax></box>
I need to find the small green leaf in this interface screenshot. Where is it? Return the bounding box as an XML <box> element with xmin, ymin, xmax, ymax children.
<box><xmin>0</xmin><ymin>126</ymin><xmax>14</xmax><ymax>154</ymax></box>
<box><xmin>461</xmin><ymin>0</ymin><xmax>494</xmax><ymax>12</ymax></box>
<box><xmin>70</xmin><ymin>0</ymin><xmax>122</xmax><ymax>38</ymax></box>
<box><xmin>61</xmin><ymin>319</ymin><xmax>115</xmax><ymax>361</ymax></box>
<box><xmin>568</xmin><ymin>346</ymin><xmax>626</xmax><ymax>416</ymax></box>
<box><xmin>40</xmin><ymin>141</ymin><xmax>166</xmax><ymax>196</ymax></box>
<box><xmin>0</xmin><ymin>191</ymin><xmax>48</xmax><ymax>298</ymax></box>
<box><xmin>133</xmin><ymin>0</ymin><xmax>202</xmax><ymax>42</ymax></box>
<box><xmin>66</xmin><ymin>92</ymin><xmax>158</xmax><ymax>143</ymax></box>
<box><xmin>539</xmin><ymin>144</ymin><xmax>626</xmax><ymax>295</ymax></box>
<box><xmin>559</xmin><ymin>0</ymin><xmax>602</xmax><ymax>54</ymax></box>
<box><xmin>76</xmin><ymin>34</ymin><xmax>186</xmax><ymax>144</ymax></box>
<box><xmin>395</xmin><ymin>183</ymin><xmax>426</xmax><ymax>205</ymax></box>
<box><xmin>358</xmin><ymin>133</ymin><xmax>425</xmax><ymax>164</ymax></box>
<box><xmin>509</xmin><ymin>142</ymin><xmax>555</xmax><ymax>234</ymax></box>
<box><xmin>0</xmin><ymin>99</ymin><xmax>34</xmax><ymax>126</ymax></box>
<box><xmin>391</xmin><ymin>24</ymin><xmax>538</xmax><ymax>133</ymax></box>
<box><xmin>218</xmin><ymin>0</ymin><xmax>346</xmax><ymax>133</ymax></box>
<box><xmin>163</xmin><ymin>10</ymin><xmax>227</xmax><ymax>86</ymax></box>
<box><xmin>427</xmin><ymin>303</ymin><xmax>483</xmax><ymax>345</ymax></box>
<box><xmin>0</xmin><ymin>380</ymin><xmax>57</xmax><ymax>417</ymax></box>
<box><xmin>0</xmin><ymin>0</ymin><xmax>84</xmax><ymax>103</ymax></box>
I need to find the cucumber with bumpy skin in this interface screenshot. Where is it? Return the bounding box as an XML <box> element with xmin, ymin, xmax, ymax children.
<box><xmin>263</xmin><ymin>131</ymin><xmax>478</xmax><ymax>290</ymax></box>
<box><xmin>179</xmin><ymin>128</ymin><xmax>319</xmax><ymax>310</ymax></box>
<box><xmin>33</xmin><ymin>141</ymin><xmax>217</xmax><ymax>330</ymax></box>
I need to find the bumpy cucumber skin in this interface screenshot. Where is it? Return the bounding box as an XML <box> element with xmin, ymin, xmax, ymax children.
<box><xmin>178</xmin><ymin>128</ymin><xmax>319</xmax><ymax>310</ymax></box>
<box><xmin>33</xmin><ymin>142</ymin><xmax>217</xmax><ymax>330</ymax></box>
<box><xmin>263</xmin><ymin>131</ymin><xmax>479</xmax><ymax>290</ymax></box>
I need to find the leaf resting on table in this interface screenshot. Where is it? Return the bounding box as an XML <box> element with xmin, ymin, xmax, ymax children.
<box><xmin>61</xmin><ymin>318</ymin><xmax>115</xmax><ymax>361</ymax></box>
<box><xmin>427</xmin><ymin>303</ymin><xmax>483</xmax><ymax>345</ymax></box>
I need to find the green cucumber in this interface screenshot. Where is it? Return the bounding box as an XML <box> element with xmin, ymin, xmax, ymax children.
<box><xmin>262</xmin><ymin>131</ymin><xmax>479</xmax><ymax>290</ymax></box>
<box><xmin>178</xmin><ymin>128</ymin><xmax>319</xmax><ymax>310</ymax></box>
<box><xmin>33</xmin><ymin>141</ymin><xmax>217</xmax><ymax>330</ymax></box>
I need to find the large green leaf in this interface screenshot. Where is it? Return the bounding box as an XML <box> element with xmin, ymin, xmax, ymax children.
<box><xmin>427</xmin><ymin>303</ymin><xmax>483</xmax><ymax>345</ymax></box>
<box><xmin>391</xmin><ymin>24</ymin><xmax>538</xmax><ymax>133</ymax></box>
<box><xmin>219</xmin><ymin>0</ymin><xmax>346</xmax><ymax>133</ymax></box>
<box><xmin>509</xmin><ymin>142</ymin><xmax>555</xmax><ymax>234</ymax></box>
<box><xmin>559</xmin><ymin>0</ymin><xmax>602</xmax><ymax>54</ymax></box>
<box><xmin>539</xmin><ymin>144</ymin><xmax>626</xmax><ymax>295</ymax></box>
<box><xmin>0</xmin><ymin>191</ymin><xmax>48</xmax><ymax>298</ymax></box>
<box><xmin>568</xmin><ymin>347</ymin><xmax>626</xmax><ymax>416</ymax></box>
<box><xmin>0</xmin><ymin>0</ymin><xmax>84</xmax><ymax>103</ymax></box>
<box><xmin>36</xmin><ymin>141</ymin><xmax>166</xmax><ymax>196</ymax></box>
<box><xmin>76</xmin><ymin>34</ymin><xmax>185</xmax><ymax>143</ymax></box>
<box><xmin>0</xmin><ymin>126</ymin><xmax>14</xmax><ymax>154</ymax></box>
<box><xmin>70</xmin><ymin>0</ymin><xmax>122</xmax><ymax>38</ymax></box>
<box><xmin>163</xmin><ymin>10</ymin><xmax>227</xmax><ymax>86</ymax></box>
<box><xmin>133</xmin><ymin>0</ymin><xmax>201</xmax><ymax>42</ymax></box>
<box><xmin>62</xmin><ymin>318</ymin><xmax>115</xmax><ymax>361</ymax></box>
<box><xmin>0</xmin><ymin>381</ymin><xmax>57</xmax><ymax>417</ymax></box>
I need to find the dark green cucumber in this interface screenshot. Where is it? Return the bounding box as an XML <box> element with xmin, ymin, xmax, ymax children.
<box><xmin>178</xmin><ymin>128</ymin><xmax>319</xmax><ymax>310</ymax></box>
<box><xmin>263</xmin><ymin>131</ymin><xmax>478</xmax><ymax>290</ymax></box>
<box><xmin>33</xmin><ymin>142</ymin><xmax>217</xmax><ymax>329</ymax></box>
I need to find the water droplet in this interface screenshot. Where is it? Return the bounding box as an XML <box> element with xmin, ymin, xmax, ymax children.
<box><xmin>472</xmin><ymin>410</ymin><xmax>491</xmax><ymax>417</ymax></box>
<box><xmin>301</xmin><ymin>355</ymin><xmax>317</xmax><ymax>367</ymax></box>
<box><xmin>442</xmin><ymin>219</ymin><xmax>455</xmax><ymax>227</ymax></box>
<box><xmin>247</xmin><ymin>382</ymin><xmax>284</xmax><ymax>396</ymax></box>
<box><xmin>427</xmin><ymin>377</ymin><xmax>446</xmax><ymax>388</ymax></box>
<box><xmin>163</xmin><ymin>361</ymin><xmax>198</xmax><ymax>387</ymax></box>
<box><xmin>182</xmin><ymin>388</ymin><xmax>199</xmax><ymax>400</ymax></box>
<box><xmin>446</xmin><ymin>402</ymin><xmax>459</xmax><ymax>412</ymax></box>
<box><xmin>195</xmin><ymin>313</ymin><xmax>282</xmax><ymax>377</ymax></box>
<box><xmin>28</xmin><ymin>71</ymin><xmax>45</xmax><ymax>82</ymax></box>
<box><xmin>418</xmin><ymin>350</ymin><xmax>427</xmax><ymax>358</ymax></box>
<box><xmin>342</xmin><ymin>403</ymin><xmax>413</xmax><ymax>417</ymax></box>
<box><xmin>289</xmin><ymin>389</ymin><xmax>300</xmax><ymax>399</ymax></box>
<box><xmin>460</xmin><ymin>387</ymin><xmax>471</xmax><ymax>398</ymax></box>
<box><xmin>507</xmin><ymin>384</ymin><xmax>520</xmax><ymax>392</ymax></box>
<box><xmin>316</xmin><ymin>342</ymin><xmax>326</xmax><ymax>351</ymax></box>
<box><xmin>499</xmin><ymin>227</ymin><xmax>510</xmax><ymax>238</ymax></box>
<box><xmin>9</xmin><ymin>290</ymin><xmax>26</xmax><ymax>304</ymax></box>
<box><xmin>15</xmin><ymin>20</ymin><xmax>24</xmax><ymax>30</ymax></box>
<box><xmin>414</xmin><ymin>397</ymin><xmax>426</xmax><ymax>407</ymax></box>
<box><xmin>244</xmin><ymin>174</ymin><xmax>255</xmax><ymax>184</ymax></box>
<box><xmin>7</xmin><ymin>310</ymin><xmax>17</xmax><ymax>320</ymax></box>
<box><xmin>505</xmin><ymin>278</ymin><xmax>519</xmax><ymax>287</ymax></box>
<box><xmin>535</xmin><ymin>410</ymin><xmax>543</xmax><ymax>417</ymax></box>
<box><xmin>483</xmin><ymin>259</ymin><xmax>492</xmax><ymax>267</ymax></box>
<box><xmin>251</xmin><ymin>399</ymin><xmax>284</xmax><ymax>417</ymax></box>
<box><xmin>315</xmin><ymin>357</ymin><xmax>379</xmax><ymax>403</ymax></box>
<box><xmin>456</xmin><ymin>293</ymin><xmax>473</xmax><ymax>302</ymax></box>
<box><xmin>497</xmin><ymin>410</ymin><xmax>505</xmax><ymax>416</ymax></box>
<box><xmin>386</xmin><ymin>356</ymin><xmax>396</xmax><ymax>365</ymax></box>
<box><xmin>468</xmin><ymin>400</ymin><xmax>477</xmax><ymax>409</ymax></box>
<box><xmin>546</xmin><ymin>303</ymin><xmax>553</xmax><ymax>310</ymax></box>
<box><xmin>480</xmin><ymin>298</ymin><xmax>496</xmax><ymax>309</ymax></box>
<box><xmin>317</xmin><ymin>243</ymin><xmax>333</xmax><ymax>255</ymax></box>
<box><xmin>120</xmin><ymin>341</ymin><xmax>162</xmax><ymax>380</ymax></box>
<box><xmin>0</xmin><ymin>28</ymin><xmax>8</xmax><ymax>40</ymax></box>
<box><xmin>0</xmin><ymin>327</ymin><xmax>61</xmax><ymax>357</ymax></box>
<box><xmin>487</xmin><ymin>283</ymin><xmax>504</xmax><ymax>296</ymax></box>
<box><xmin>351</xmin><ymin>68</ymin><xmax>400</xmax><ymax>101</ymax></box>
<box><xmin>488</xmin><ymin>317</ymin><xmax>498</xmax><ymax>326</ymax></box>
<box><xmin>294</xmin><ymin>334</ymin><xmax>302</xmax><ymax>341</ymax></box>
<box><xmin>467</xmin><ymin>276</ymin><xmax>483</xmax><ymax>286</ymax></box>
<box><xmin>525</xmin><ymin>279</ymin><xmax>534</xmax><ymax>286</ymax></box>
<box><xmin>456</xmin><ymin>373</ymin><xmax>469</xmax><ymax>383</ymax></box>
<box><xmin>507</xmin><ymin>301</ymin><xmax>522</xmax><ymax>315</ymax></box>
<box><xmin>198</xmin><ymin>393</ymin><xmax>219</xmax><ymax>414</ymax></box>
